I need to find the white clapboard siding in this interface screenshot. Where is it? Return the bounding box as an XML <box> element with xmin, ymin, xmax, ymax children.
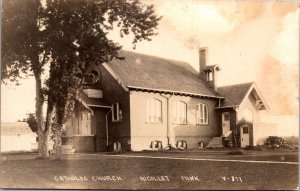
<box><xmin>1</xmin><ymin>122</ymin><xmax>37</xmax><ymax>152</ymax></box>
<box><xmin>1</xmin><ymin>134</ymin><xmax>35</xmax><ymax>152</ymax></box>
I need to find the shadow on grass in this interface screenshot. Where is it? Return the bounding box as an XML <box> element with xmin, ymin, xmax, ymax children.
<box><xmin>227</xmin><ymin>149</ymin><xmax>245</xmax><ymax>155</ymax></box>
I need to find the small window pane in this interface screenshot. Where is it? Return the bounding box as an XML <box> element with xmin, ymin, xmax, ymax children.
<box><xmin>146</xmin><ymin>99</ymin><xmax>162</xmax><ymax>123</ymax></box>
<box><xmin>196</xmin><ymin>103</ymin><xmax>209</xmax><ymax>124</ymax></box>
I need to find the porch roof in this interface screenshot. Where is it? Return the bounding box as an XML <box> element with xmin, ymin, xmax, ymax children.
<box><xmin>78</xmin><ymin>92</ymin><xmax>111</xmax><ymax>108</ymax></box>
<box><xmin>216</xmin><ymin>82</ymin><xmax>268</xmax><ymax>110</ymax></box>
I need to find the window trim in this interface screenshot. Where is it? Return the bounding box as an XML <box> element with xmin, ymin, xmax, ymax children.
<box><xmin>146</xmin><ymin>98</ymin><xmax>162</xmax><ymax>123</ymax></box>
<box><xmin>196</xmin><ymin>103</ymin><xmax>209</xmax><ymax>125</ymax></box>
<box><xmin>112</xmin><ymin>103</ymin><xmax>122</xmax><ymax>122</ymax></box>
<box><xmin>172</xmin><ymin>101</ymin><xmax>187</xmax><ymax>124</ymax></box>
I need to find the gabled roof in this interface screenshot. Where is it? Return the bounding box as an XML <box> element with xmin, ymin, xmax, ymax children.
<box><xmin>217</xmin><ymin>82</ymin><xmax>253</xmax><ymax>107</ymax></box>
<box><xmin>1</xmin><ymin>122</ymin><xmax>36</xmax><ymax>135</ymax></box>
<box><xmin>103</xmin><ymin>50</ymin><xmax>223</xmax><ymax>99</ymax></box>
<box><xmin>216</xmin><ymin>82</ymin><xmax>268</xmax><ymax>110</ymax></box>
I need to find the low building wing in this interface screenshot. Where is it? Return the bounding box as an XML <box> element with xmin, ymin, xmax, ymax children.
<box><xmin>1</xmin><ymin>122</ymin><xmax>37</xmax><ymax>152</ymax></box>
<box><xmin>1</xmin><ymin>122</ymin><xmax>36</xmax><ymax>135</ymax></box>
<box><xmin>217</xmin><ymin>82</ymin><xmax>268</xmax><ymax>110</ymax></box>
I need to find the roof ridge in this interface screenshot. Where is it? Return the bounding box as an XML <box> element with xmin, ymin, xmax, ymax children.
<box><xmin>120</xmin><ymin>49</ymin><xmax>190</xmax><ymax>67</ymax></box>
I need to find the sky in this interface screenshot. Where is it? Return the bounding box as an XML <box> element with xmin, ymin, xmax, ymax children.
<box><xmin>1</xmin><ymin>0</ymin><xmax>299</xmax><ymax>135</ymax></box>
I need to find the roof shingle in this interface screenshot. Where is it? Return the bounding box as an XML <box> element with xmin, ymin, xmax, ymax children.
<box><xmin>105</xmin><ymin>50</ymin><xmax>222</xmax><ymax>98</ymax></box>
<box><xmin>217</xmin><ymin>82</ymin><xmax>254</xmax><ymax>107</ymax></box>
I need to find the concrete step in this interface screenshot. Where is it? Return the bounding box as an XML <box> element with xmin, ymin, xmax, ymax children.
<box><xmin>62</xmin><ymin>144</ymin><xmax>73</xmax><ymax>150</ymax></box>
<box><xmin>206</xmin><ymin>137</ymin><xmax>224</xmax><ymax>148</ymax></box>
<box><xmin>62</xmin><ymin>148</ymin><xmax>75</xmax><ymax>154</ymax></box>
<box><xmin>62</xmin><ymin>144</ymin><xmax>75</xmax><ymax>154</ymax></box>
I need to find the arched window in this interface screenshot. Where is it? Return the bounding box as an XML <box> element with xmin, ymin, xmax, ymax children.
<box><xmin>146</xmin><ymin>98</ymin><xmax>162</xmax><ymax>123</ymax></box>
<box><xmin>196</xmin><ymin>103</ymin><xmax>208</xmax><ymax>124</ymax></box>
<box><xmin>173</xmin><ymin>101</ymin><xmax>187</xmax><ymax>124</ymax></box>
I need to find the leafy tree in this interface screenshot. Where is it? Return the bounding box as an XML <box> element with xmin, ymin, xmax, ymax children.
<box><xmin>2</xmin><ymin>0</ymin><xmax>161</xmax><ymax>158</ymax></box>
<box><xmin>21</xmin><ymin>113</ymin><xmax>38</xmax><ymax>133</ymax></box>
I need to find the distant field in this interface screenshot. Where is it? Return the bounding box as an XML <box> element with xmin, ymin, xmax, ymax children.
<box><xmin>0</xmin><ymin>152</ymin><xmax>298</xmax><ymax>190</ymax></box>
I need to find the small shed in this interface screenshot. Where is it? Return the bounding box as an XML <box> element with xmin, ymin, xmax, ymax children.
<box><xmin>1</xmin><ymin>122</ymin><xmax>37</xmax><ymax>152</ymax></box>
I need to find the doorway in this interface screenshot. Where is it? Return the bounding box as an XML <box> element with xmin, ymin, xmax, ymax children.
<box><xmin>240</xmin><ymin>125</ymin><xmax>250</xmax><ymax>147</ymax></box>
<box><xmin>222</xmin><ymin>112</ymin><xmax>230</xmax><ymax>135</ymax></box>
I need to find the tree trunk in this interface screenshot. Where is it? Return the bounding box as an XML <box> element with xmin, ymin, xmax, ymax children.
<box><xmin>53</xmin><ymin>95</ymin><xmax>69</xmax><ymax>159</ymax></box>
<box><xmin>35</xmin><ymin>73</ymin><xmax>49</xmax><ymax>158</ymax></box>
<box><xmin>37</xmin><ymin>130</ymin><xmax>49</xmax><ymax>158</ymax></box>
<box><xmin>54</xmin><ymin>123</ymin><xmax>62</xmax><ymax>159</ymax></box>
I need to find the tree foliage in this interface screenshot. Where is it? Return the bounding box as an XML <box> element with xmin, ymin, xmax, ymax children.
<box><xmin>19</xmin><ymin>113</ymin><xmax>38</xmax><ymax>133</ymax></box>
<box><xmin>2</xmin><ymin>0</ymin><xmax>46</xmax><ymax>83</ymax></box>
<box><xmin>2</xmin><ymin>0</ymin><xmax>161</xmax><ymax>158</ymax></box>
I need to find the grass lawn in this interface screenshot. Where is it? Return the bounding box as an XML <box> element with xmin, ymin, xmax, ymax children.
<box><xmin>0</xmin><ymin>151</ymin><xmax>298</xmax><ymax>190</ymax></box>
<box><xmin>116</xmin><ymin>149</ymin><xmax>299</xmax><ymax>162</ymax></box>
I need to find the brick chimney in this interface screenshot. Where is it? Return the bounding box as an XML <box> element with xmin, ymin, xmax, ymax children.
<box><xmin>199</xmin><ymin>47</ymin><xmax>220</xmax><ymax>91</ymax></box>
<box><xmin>199</xmin><ymin>47</ymin><xmax>208</xmax><ymax>77</ymax></box>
